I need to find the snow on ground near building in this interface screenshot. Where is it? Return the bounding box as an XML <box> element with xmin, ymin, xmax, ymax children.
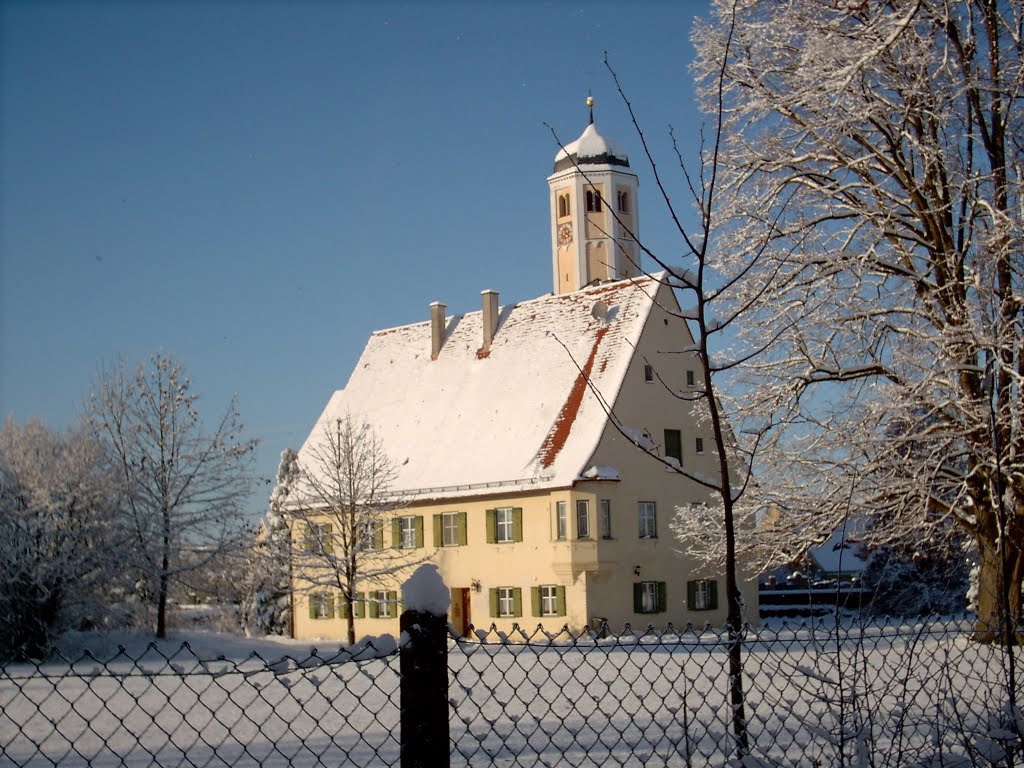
<box><xmin>297</xmin><ymin>276</ymin><xmax>661</xmax><ymax>500</ymax></box>
<box><xmin>2</xmin><ymin>619</ymin><xmax>1020</xmax><ymax>767</ymax></box>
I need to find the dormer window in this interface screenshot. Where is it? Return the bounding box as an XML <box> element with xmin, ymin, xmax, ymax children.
<box><xmin>586</xmin><ymin>190</ymin><xmax>602</xmax><ymax>213</ymax></box>
<box><xmin>558</xmin><ymin>193</ymin><xmax>570</xmax><ymax>218</ymax></box>
<box><xmin>617</xmin><ymin>190</ymin><xmax>630</xmax><ymax>213</ymax></box>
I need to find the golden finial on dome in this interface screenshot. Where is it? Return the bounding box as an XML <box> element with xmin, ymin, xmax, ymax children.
<box><xmin>587</xmin><ymin>94</ymin><xmax>595</xmax><ymax>124</ymax></box>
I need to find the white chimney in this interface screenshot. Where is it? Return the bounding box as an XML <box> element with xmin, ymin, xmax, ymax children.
<box><xmin>430</xmin><ymin>301</ymin><xmax>446</xmax><ymax>359</ymax></box>
<box><xmin>481</xmin><ymin>290</ymin><xmax>499</xmax><ymax>352</ymax></box>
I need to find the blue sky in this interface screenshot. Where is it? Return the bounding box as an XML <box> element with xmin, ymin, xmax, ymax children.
<box><xmin>1</xmin><ymin>1</ymin><xmax>709</xmax><ymax>516</ymax></box>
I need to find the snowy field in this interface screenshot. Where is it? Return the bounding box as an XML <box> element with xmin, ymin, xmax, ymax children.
<box><xmin>1</xmin><ymin>619</ymin><xmax>1021</xmax><ymax>767</ymax></box>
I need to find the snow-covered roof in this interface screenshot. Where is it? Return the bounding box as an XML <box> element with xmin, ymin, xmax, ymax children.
<box><xmin>808</xmin><ymin>523</ymin><xmax>869</xmax><ymax>575</ymax></box>
<box><xmin>553</xmin><ymin>122</ymin><xmax>630</xmax><ymax>172</ymax></box>
<box><xmin>299</xmin><ymin>275</ymin><xmax>663</xmax><ymax>501</ymax></box>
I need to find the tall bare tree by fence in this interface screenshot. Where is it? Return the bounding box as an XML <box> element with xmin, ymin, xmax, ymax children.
<box><xmin>87</xmin><ymin>353</ymin><xmax>258</xmax><ymax>639</ymax></box>
<box><xmin>290</xmin><ymin>412</ymin><xmax>422</xmax><ymax>646</ymax></box>
<box><xmin>546</xmin><ymin>7</ymin><xmax>757</xmax><ymax>753</ymax></box>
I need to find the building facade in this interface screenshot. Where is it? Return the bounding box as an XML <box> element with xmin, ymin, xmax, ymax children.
<box><xmin>291</xmin><ymin>106</ymin><xmax>759</xmax><ymax>641</ymax></box>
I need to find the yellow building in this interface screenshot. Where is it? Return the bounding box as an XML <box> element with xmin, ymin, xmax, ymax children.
<box><xmin>291</xmin><ymin>108</ymin><xmax>759</xmax><ymax>641</ymax></box>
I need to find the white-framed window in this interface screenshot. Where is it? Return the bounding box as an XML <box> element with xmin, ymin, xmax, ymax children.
<box><xmin>311</xmin><ymin>592</ymin><xmax>333</xmax><ymax>619</ymax></box>
<box><xmin>644</xmin><ymin>364</ymin><xmax>654</xmax><ymax>383</ymax></box>
<box><xmin>541</xmin><ymin>585</ymin><xmax>559</xmax><ymax>616</ymax></box>
<box><xmin>599</xmin><ymin>499</ymin><xmax>612</xmax><ymax>539</ymax></box>
<box><xmin>639</xmin><ymin>582</ymin><xmax>659</xmax><ymax>613</ymax></box>
<box><xmin>686</xmin><ymin>370</ymin><xmax>695</xmax><ymax>387</ymax></box>
<box><xmin>695</xmin><ymin>580</ymin><xmax>712</xmax><ymax>610</ymax></box>
<box><xmin>496</xmin><ymin>507</ymin><xmax>514</xmax><ymax>543</ymax></box>
<box><xmin>498</xmin><ymin>587</ymin><xmax>516</xmax><ymax>617</ymax></box>
<box><xmin>556</xmin><ymin>501</ymin><xmax>567</xmax><ymax>540</ymax></box>
<box><xmin>634</xmin><ymin>581</ymin><xmax>666</xmax><ymax>614</ymax></box>
<box><xmin>304</xmin><ymin>522</ymin><xmax>332</xmax><ymax>553</ymax></box>
<box><xmin>688</xmin><ymin>579</ymin><xmax>718</xmax><ymax>611</ymax></box>
<box><xmin>400</xmin><ymin>516</ymin><xmax>417</xmax><ymax>549</ymax></box>
<box><xmin>372</xmin><ymin>590</ymin><xmax>393</xmax><ymax>619</ymax></box>
<box><xmin>695</xmin><ymin>437</ymin><xmax>705</xmax><ymax>455</ymax></box>
<box><xmin>443</xmin><ymin>513</ymin><xmax>460</xmax><ymax>547</ymax></box>
<box><xmin>639</xmin><ymin>501</ymin><xmax>657</xmax><ymax>539</ymax></box>
<box><xmin>576</xmin><ymin>499</ymin><xmax>590</xmax><ymax>539</ymax></box>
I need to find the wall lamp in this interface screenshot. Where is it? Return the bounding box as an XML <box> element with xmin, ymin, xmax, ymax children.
<box><xmin>633</xmin><ymin>565</ymin><xmax>641</xmax><ymax>576</ymax></box>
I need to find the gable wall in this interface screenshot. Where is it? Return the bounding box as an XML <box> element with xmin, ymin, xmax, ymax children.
<box><xmin>574</xmin><ymin>282</ymin><xmax>760</xmax><ymax>628</ymax></box>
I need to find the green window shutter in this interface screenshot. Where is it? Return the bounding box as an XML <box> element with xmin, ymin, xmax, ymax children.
<box><xmin>414</xmin><ymin>516</ymin><xmax>424</xmax><ymax>548</ymax></box>
<box><xmin>489</xmin><ymin>588</ymin><xmax>499</xmax><ymax>618</ymax></box>
<box><xmin>339</xmin><ymin>599</ymin><xmax>350</xmax><ymax>619</ymax></box>
<box><xmin>687</xmin><ymin>580</ymin><xmax>697</xmax><ymax>610</ymax></box>
<box><xmin>486</xmin><ymin>509</ymin><xmax>497</xmax><ymax>544</ymax></box>
<box><xmin>512</xmin><ymin>588</ymin><xmax>523</xmax><ymax>618</ymax></box>
<box><xmin>388</xmin><ymin>590</ymin><xmax>399</xmax><ymax>614</ymax></box>
<box><xmin>323</xmin><ymin>522</ymin><xmax>333</xmax><ymax>535</ymax></box>
<box><xmin>531</xmin><ymin>587</ymin><xmax>541</xmax><ymax>617</ymax></box>
<box><xmin>458</xmin><ymin>512</ymin><xmax>468</xmax><ymax>546</ymax></box>
<box><xmin>354</xmin><ymin>592</ymin><xmax>366</xmax><ymax>619</ymax></box>
<box><xmin>374</xmin><ymin>522</ymin><xmax>384</xmax><ymax>549</ymax></box>
<box><xmin>433</xmin><ymin>514</ymin><xmax>443</xmax><ymax>547</ymax></box>
<box><xmin>308</xmin><ymin>595</ymin><xmax>317</xmax><ymax>620</ymax></box>
<box><xmin>326</xmin><ymin>593</ymin><xmax>335</xmax><ymax>617</ymax></box>
<box><xmin>556</xmin><ymin>586</ymin><xmax>566</xmax><ymax>617</ymax></box>
<box><xmin>709</xmin><ymin>580</ymin><xmax>719</xmax><ymax>610</ymax></box>
<box><xmin>512</xmin><ymin>508</ymin><xmax>523</xmax><ymax>542</ymax></box>
<box><xmin>304</xmin><ymin>524</ymin><xmax>314</xmax><ymax>552</ymax></box>
<box><xmin>633</xmin><ymin>583</ymin><xmax>643</xmax><ymax>613</ymax></box>
<box><xmin>369</xmin><ymin>592</ymin><xmax>380</xmax><ymax>619</ymax></box>
<box><xmin>657</xmin><ymin>582</ymin><xmax>667</xmax><ymax>613</ymax></box>
<box><xmin>392</xmin><ymin>518</ymin><xmax>402</xmax><ymax>548</ymax></box>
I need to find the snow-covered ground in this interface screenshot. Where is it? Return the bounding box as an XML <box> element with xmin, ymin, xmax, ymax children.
<box><xmin>1</xmin><ymin>619</ymin><xmax>1021</xmax><ymax>767</ymax></box>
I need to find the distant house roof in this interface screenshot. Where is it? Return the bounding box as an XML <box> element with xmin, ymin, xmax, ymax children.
<box><xmin>298</xmin><ymin>275</ymin><xmax>664</xmax><ymax>501</ymax></box>
<box><xmin>808</xmin><ymin>522</ymin><xmax>869</xmax><ymax>575</ymax></box>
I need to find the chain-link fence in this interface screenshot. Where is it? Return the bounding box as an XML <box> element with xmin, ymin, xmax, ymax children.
<box><xmin>2</xmin><ymin>617</ymin><xmax>1022</xmax><ymax>766</ymax></box>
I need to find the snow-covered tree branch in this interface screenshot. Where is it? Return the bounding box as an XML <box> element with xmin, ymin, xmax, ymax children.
<box><xmin>692</xmin><ymin>0</ymin><xmax>1024</xmax><ymax>637</ymax></box>
<box><xmin>0</xmin><ymin>419</ymin><xmax>124</xmax><ymax>659</ymax></box>
<box><xmin>86</xmin><ymin>353</ymin><xmax>258</xmax><ymax>639</ymax></box>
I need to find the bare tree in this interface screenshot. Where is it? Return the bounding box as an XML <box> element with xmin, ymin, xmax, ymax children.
<box><xmin>545</xmin><ymin>8</ymin><xmax>758</xmax><ymax>750</ymax></box>
<box><xmin>290</xmin><ymin>412</ymin><xmax>416</xmax><ymax>646</ymax></box>
<box><xmin>0</xmin><ymin>418</ymin><xmax>123</xmax><ymax>658</ymax></box>
<box><xmin>688</xmin><ymin>0</ymin><xmax>1024</xmax><ymax>640</ymax></box>
<box><xmin>87</xmin><ymin>353</ymin><xmax>258</xmax><ymax>639</ymax></box>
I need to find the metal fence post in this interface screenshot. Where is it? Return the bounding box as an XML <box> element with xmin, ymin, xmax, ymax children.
<box><xmin>400</xmin><ymin>607</ymin><xmax>449</xmax><ymax>768</ymax></box>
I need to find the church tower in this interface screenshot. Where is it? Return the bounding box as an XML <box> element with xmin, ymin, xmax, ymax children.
<box><xmin>548</xmin><ymin>97</ymin><xmax>640</xmax><ymax>294</ymax></box>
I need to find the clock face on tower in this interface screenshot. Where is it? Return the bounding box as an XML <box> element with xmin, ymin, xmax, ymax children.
<box><xmin>558</xmin><ymin>222</ymin><xmax>573</xmax><ymax>245</ymax></box>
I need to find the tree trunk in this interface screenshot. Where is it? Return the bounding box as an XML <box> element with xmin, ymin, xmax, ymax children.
<box><xmin>347</xmin><ymin>598</ymin><xmax>356</xmax><ymax>647</ymax></box>
<box><xmin>157</xmin><ymin>504</ymin><xmax>171</xmax><ymax>639</ymax></box>
<box><xmin>973</xmin><ymin>530</ymin><xmax>1023</xmax><ymax>644</ymax></box>
<box><xmin>156</xmin><ymin>571</ymin><xmax>168</xmax><ymax>639</ymax></box>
